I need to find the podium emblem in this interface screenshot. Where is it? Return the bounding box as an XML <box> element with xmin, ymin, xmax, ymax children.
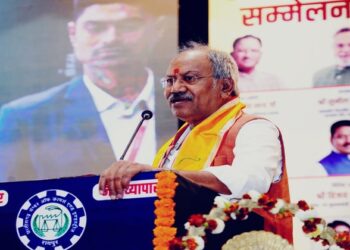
<box><xmin>16</xmin><ymin>189</ymin><xmax>87</xmax><ymax>250</ymax></box>
<box><xmin>0</xmin><ymin>190</ymin><xmax>8</xmax><ymax>206</ymax></box>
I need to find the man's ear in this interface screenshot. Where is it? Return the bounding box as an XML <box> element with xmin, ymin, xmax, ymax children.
<box><xmin>221</xmin><ymin>79</ymin><xmax>234</xmax><ymax>96</ymax></box>
<box><xmin>67</xmin><ymin>22</ymin><xmax>76</xmax><ymax>46</ymax></box>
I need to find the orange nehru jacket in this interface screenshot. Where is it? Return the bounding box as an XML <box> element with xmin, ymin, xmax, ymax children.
<box><xmin>211</xmin><ymin>112</ymin><xmax>293</xmax><ymax>244</ymax></box>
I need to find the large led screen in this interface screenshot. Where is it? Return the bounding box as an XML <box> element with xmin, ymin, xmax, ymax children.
<box><xmin>0</xmin><ymin>0</ymin><xmax>178</xmax><ymax>182</ymax></box>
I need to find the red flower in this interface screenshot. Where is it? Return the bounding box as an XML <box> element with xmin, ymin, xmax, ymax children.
<box><xmin>242</xmin><ymin>194</ymin><xmax>251</xmax><ymax>199</ymax></box>
<box><xmin>321</xmin><ymin>239</ymin><xmax>330</xmax><ymax>246</ymax></box>
<box><xmin>336</xmin><ymin>231</ymin><xmax>350</xmax><ymax>250</ymax></box>
<box><xmin>257</xmin><ymin>194</ymin><xmax>269</xmax><ymax>206</ymax></box>
<box><xmin>186</xmin><ymin>238</ymin><xmax>199</xmax><ymax>250</ymax></box>
<box><xmin>257</xmin><ymin>194</ymin><xmax>277</xmax><ymax>210</ymax></box>
<box><xmin>313</xmin><ymin>218</ymin><xmax>322</xmax><ymax>224</ymax></box>
<box><xmin>188</xmin><ymin>214</ymin><xmax>206</xmax><ymax>227</ymax></box>
<box><xmin>302</xmin><ymin>218</ymin><xmax>322</xmax><ymax>233</ymax></box>
<box><xmin>236</xmin><ymin>208</ymin><xmax>249</xmax><ymax>220</ymax></box>
<box><xmin>207</xmin><ymin>219</ymin><xmax>218</xmax><ymax>231</ymax></box>
<box><xmin>169</xmin><ymin>238</ymin><xmax>185</xmax><ymax>250</ymax></box>
<box><xmin>297</xmin><ymin>200</ymin><xmax>310</xmax><ymax>211</ymax></box>
<box><xmin>265</xmin><ymin>200</ymin><xmax>278</xmax><ymax>210</ymax></box>
<box><xmin>226</xmin><ymin>203</ymin><xmax>239</xmax><ymax>214</ymax></box>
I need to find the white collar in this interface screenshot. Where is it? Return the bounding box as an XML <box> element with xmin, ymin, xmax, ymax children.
<box><xmin>84</xmin><ymin>68</ymin><xmax>154</xmax><ymax>116</ymax></box>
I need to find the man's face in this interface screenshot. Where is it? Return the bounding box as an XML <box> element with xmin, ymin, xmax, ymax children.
<box><xmin>231</xmin><ymin>37</ymin><xmax>262</xmax><ymax>73</ymax></box>
<box><xmin>163</xmin><ymin>50</ymin><xmax>227</xmax><ymax>126</ymax></box>
<box><xmin>68</xmin><ymin>3</ymin><xmax>155</xmax><ymax>69</ymax></box>
<box><xmin>331</xmin><ymin>126</ymin><xmax>350</xmax><ymax>154</ymax></box>
<box><xmin>334</xmin><ymin>31</ymin><xmax>350</xmax><ymax>67</ymax></box>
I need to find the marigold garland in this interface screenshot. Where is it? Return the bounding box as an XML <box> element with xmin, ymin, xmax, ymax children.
<box><xmin>153</xmin><ymin>171</ymin><xmax>178</xmax><ymax>250</ymax></box>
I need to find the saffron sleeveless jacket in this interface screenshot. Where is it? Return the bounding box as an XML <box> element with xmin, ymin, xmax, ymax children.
<box><xmin>211</xmin><ymin>112</ymin><xmax>293</xmax><ymax>244</ymax></box>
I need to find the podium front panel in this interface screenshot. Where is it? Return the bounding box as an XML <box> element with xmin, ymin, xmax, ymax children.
<box><xmin>0</xmin><ymin>172</ymin><xmax>157</xmax><ymax>250</ymax></box>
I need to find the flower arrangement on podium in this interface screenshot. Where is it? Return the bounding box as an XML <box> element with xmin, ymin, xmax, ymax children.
<box><xmin>153</xmin><ymin>171</ymin><xmax>350</xmax><ymax>250</ymax></box>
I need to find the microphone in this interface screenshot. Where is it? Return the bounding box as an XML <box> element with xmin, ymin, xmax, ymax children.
<box><xmin>119</xmin><ymin>110</ymin><xmax>153</xmax><ymax>160</ymax></box>
<box><xmin>141</xmin><ymin>110</ymin><xmax>153</xmax><ymax>120</ymax></box>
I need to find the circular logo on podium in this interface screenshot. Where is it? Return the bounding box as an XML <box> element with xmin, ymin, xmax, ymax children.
<box><xmin>16</xmin><ymin>189</ymin><xmax>87</xmax><ymax>250</ymax></box>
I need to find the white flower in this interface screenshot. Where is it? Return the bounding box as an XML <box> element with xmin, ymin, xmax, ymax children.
<box><xmin>211</xmin><ymin>218</ymin><xmax>225</xmax><ymax>234</ymax></box>
<box><xmin>329</xmin><ymin>244</ymin><xmax>345</xmax><ymax>250</ymax></box>
<box><xmin>238</xmin><ymin>199</ymin><xmax>249</xmax><ymax>207</ymax></box>
<box><xmin>247</xmin><ymin>190</ymin><xmax>261</xmax><ymax>202</ymax></box>
<box><xmin>208</xmin><ymin>207</ymin><xmax>227</xmax><ymax>220</ymax></box>
<box><xmin>312</xmin><ymin>241</ymin><xmax>329</xmax><ymax>250</ymax></box>
<box><xmin>306</xmin><ymin>224</ymin><xmax>325</xmax><ymax>238</ymax></box>
<box><xmin>214</xmin><ymin>196</ymin><xmax>230</xmax><ymax>208</ymax></box>
<box><xmin>184</xmin><ymin>222</ymin><xmax>206</xmax><ymax>237</ymax></box>
<box><xmin>183</xmin><ymin>236</ymin><xmax>205</xmax><ymax>250</ymax></box>
<box><xmin>295</xmin><ymin>209</ymin><xmax>318</xmax><ymax>221</ymax></box>
<box><xmin>230</xmin><ymin>212</ymin><xmax>237</xmax><ymax>220</ymax></box>
<box><xmin>269</xmin><ymin>199</ymin><xmax>286</xmax><ymax>214</ymax></box>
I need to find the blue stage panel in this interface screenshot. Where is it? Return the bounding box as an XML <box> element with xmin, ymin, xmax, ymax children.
<box><xmin>0</xmin><ymin>172</ymin><xmax>157</xmax><ymax>250</ymax></box>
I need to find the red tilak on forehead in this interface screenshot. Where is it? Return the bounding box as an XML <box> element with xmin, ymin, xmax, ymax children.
<box><xmin>173</xmin><ymin>68</ymin><xmax>180</xmax><ymax>74</ymax></box>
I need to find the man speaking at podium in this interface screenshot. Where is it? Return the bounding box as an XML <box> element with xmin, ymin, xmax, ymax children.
<box><xmin>0</xmin><ymin>0</ymin><xmax>176</xmax><ymax>182</ymax></box>
<box><xmin>99</xmin><ymin>43</ymin><xmax>292</xmax><ymax>243</ymax></box>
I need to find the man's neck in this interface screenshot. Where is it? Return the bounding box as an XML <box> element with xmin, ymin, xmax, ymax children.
<box><xmin>84</xmin><ymin>66</ymin><xmax>148</xmax><ymax>100</ymax></box>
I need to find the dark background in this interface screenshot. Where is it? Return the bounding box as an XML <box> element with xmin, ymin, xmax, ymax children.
<box><xmin>179</xmin><ymin>0</ymin><xmax>208</xmax><ymax>46</ymax></box>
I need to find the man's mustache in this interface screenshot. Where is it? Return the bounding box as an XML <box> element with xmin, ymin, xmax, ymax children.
<box><xmin>168</xmin><ymin>92</ymin><xmax>193</xmax><ymax>103</ymax></box>
<box><xmin>93</xmin><ymin>44</ymin><xmax>130</xmax><ymax>56</ymax></box>
<box><xmin>342</xmin><ymin>142</ymin><xmax>350</xmax><ymax>147</ymax></box>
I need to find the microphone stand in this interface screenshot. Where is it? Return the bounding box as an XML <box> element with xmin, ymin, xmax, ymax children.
<box><xmin>119</xmin><ymin>110</ymin><xmax>153</xmax><ymax>160</ymax></box>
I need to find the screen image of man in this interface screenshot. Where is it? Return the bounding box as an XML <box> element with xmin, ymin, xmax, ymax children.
<box><xmin>98</xmin><ymin>43</ymin><xmax>292</xmax><ymax>243</ymax></box>
<box><xmin>319</xmin><ymin>120</ymin><xmax>350</xmax><ymax>175</ymax></box>
<box><xmin>230</xmin><ymin>35</ymin><xmax>283</xmax><ymax>92</ymax></box>
<box><xmin>313</xmin><ymin>27</ymin><xmax>350</xmax><ymax>87</ymax></box>
<box><xmin>0</xmin><ymin>0</ymin><xmax>177</xmax><ymax>182</ymax></box>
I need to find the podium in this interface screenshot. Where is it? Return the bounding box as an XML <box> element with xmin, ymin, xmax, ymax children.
<box><xmin>0</xmin><ymin>172</ymin><xmax>264</xmax><ymax>250</ymax></box>
<box><xmin>0</xmin><ymin>172</ymin><xmax>157</xmax><ymax>250</ymax></box>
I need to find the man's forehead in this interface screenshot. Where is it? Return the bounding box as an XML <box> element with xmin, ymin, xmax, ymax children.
<box><xmin>337</xmin><ymin>126</ymin><xmax>350</xmax><ymax>130</ymax></box>
<box><xmin>334</xmin><ymin>32</ymin><xmax>350</xmax><ymax>42</ymax></box>
<box><xmin>334</xmin><ymin>126</ymin><xmax>350</xmax><ymax>135</ymax></box>
<box><xmin>77</xmin><ymin>3</ymin><xmax>148</xmax><ymax>22</ymax></box>
<box><xmin>167</xmin><ymin>51</ymin><xmax>210</xmax><ymax>74</ymax></box>
<box><xmin>236</xmin><ymin>38</ymin><xmax>261</xmax><ymax>48</ymax></box>
<box><xmin>173</xmin><ymin>50</ymin><xmax>209</xmax><ymax>65</ymax></box>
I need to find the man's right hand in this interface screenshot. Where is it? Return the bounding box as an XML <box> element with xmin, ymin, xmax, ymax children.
<box><xmin>98</xmin><ymin>160</ymin><xmax>153</xmax><ymax>199</ymax></box>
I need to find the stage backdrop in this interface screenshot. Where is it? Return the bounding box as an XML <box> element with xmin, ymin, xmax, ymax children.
<box><xmin>209</xmin><ymin>0</ymin><xmax>350</xmax><ymax>249</ymax></box>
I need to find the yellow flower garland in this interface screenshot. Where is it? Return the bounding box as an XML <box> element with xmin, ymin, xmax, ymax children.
<box><xmin>153</xmin><ymin>171</ymin><xmax>178</xmax><ymax>250</ymax></box>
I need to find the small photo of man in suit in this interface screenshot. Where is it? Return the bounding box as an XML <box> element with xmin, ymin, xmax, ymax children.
<box><xmin>313</xmin><ymin>27</ymin><xmax>350</xmax><ymax>87</ymax></box>
<box><xmin>318</xmin><ymin>120</ymin><xmax>350</xmax><ymax>176</ymax></box>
